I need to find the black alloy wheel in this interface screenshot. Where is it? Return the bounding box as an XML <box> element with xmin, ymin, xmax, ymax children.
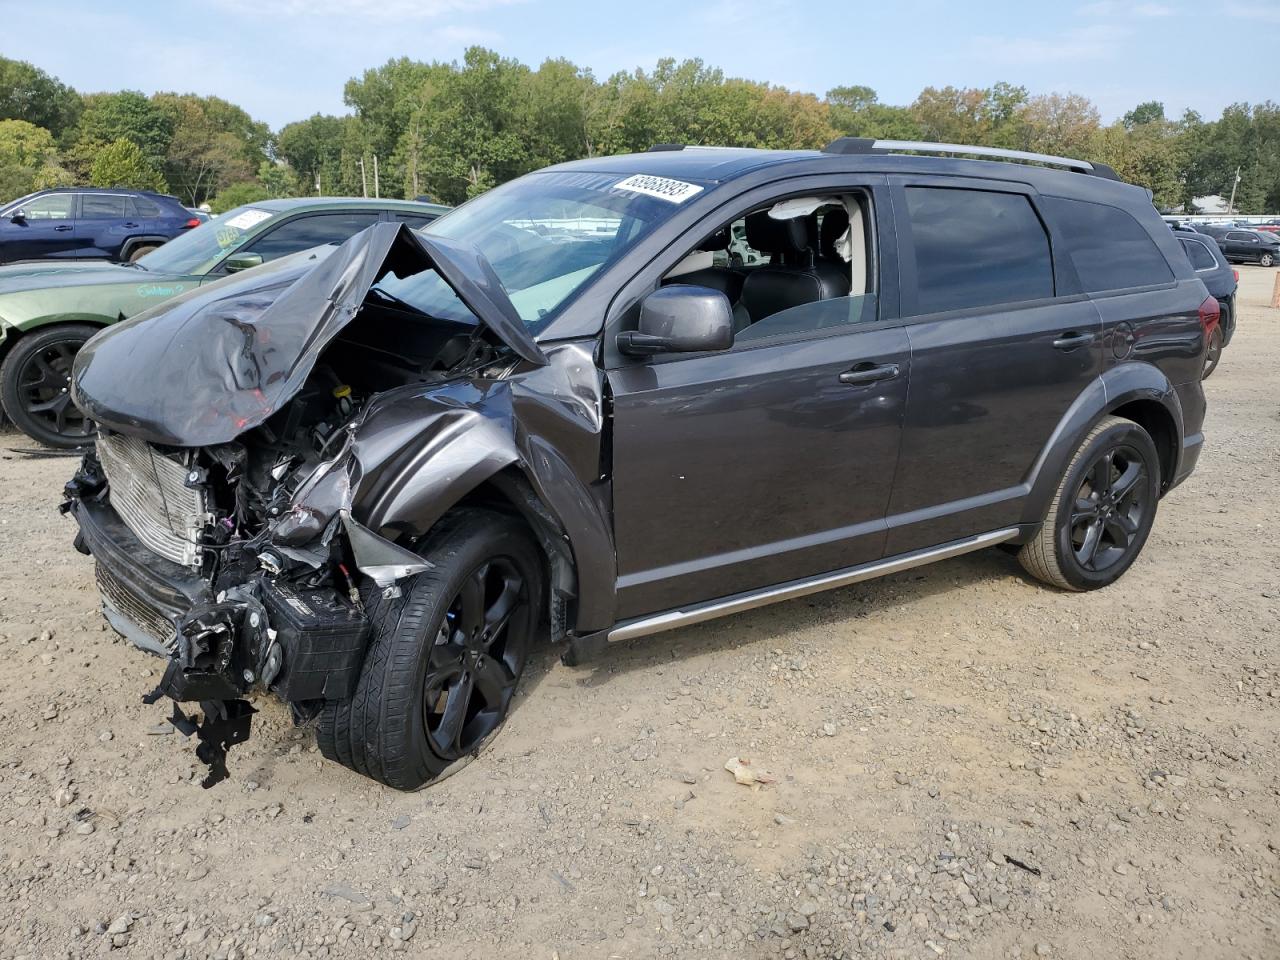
<box><xmin>422</xmin><ymin>557</ymin><xmax>531</xmax><ymax>761</ymax></box>
<box><xmin>317</xmin><ymin>508</ymin><xmax>544</xmax><ymax>790</ymax></box>
<box><xmin>1019</xmin><ymin>416</ymin><xmax>1161</xmax><ymax>591</ymax></box>
<box><xmin>1203</xmin><ymin>325</ymin><xmax>1223</xmax><ymax>379</ymax></box>
<box><xmin>0</xmin><ymin>324</ymin><xmax>97</xmax><ymax>448</ymax></box>
<box><xmin>1067</xmin><ymin>444</ymin><xmax>1148</xmax><ymax>574</ymax></box>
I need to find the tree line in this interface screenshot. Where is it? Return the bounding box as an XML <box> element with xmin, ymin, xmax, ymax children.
<box><xmin>1</xmin><ymin>50</ymin><xmax>1277</xmax><ymax>214</ymax></box>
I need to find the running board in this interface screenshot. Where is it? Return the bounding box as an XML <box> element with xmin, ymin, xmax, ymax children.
<box><xmin>607</xmin><ymin>527</ymin><xmax>1019</xmax><ymax>644</ymax></box>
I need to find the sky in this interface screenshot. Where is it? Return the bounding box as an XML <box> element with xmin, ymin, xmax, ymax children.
<box><xmin>2</xmin><ymin>0</ymin><xmax>1276</xmax><ymax>131</ymax></box>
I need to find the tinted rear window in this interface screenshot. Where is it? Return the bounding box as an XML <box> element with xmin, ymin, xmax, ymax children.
<box><xmin>1043</xmin><ymin>197</ymin><xmax>1174</xmax><ymax>292</ymax></box>
<box><xmin>1180</xmin><ymin>237</ymin><xmax>1217</xmax><ymax>270</ymax></box>
<box><xmin>904</xmin><ymin>187</ymin><xmax>1054</xmax><ymax>316</ymax></box>
<box><xmin>133</xmin><ymin>196</ymin><xmax>164</xmax><ymax>217</ymax></box>
<box><xmin>81</xmin><ymin>194</ymin><xmax>130</xmax><ymax>218</ymax></box>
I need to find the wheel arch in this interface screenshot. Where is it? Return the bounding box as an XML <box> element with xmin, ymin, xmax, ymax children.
<box><xmin>119</xmin><ymin>236</ymin><xmax>169</xmax><ymax>260</ymax></box>
<box><xmin>1018</xmin><ymin>366</ymin><xmax>1184</xmax><ymax>535</ymax></box>
<box><xmin>0</xmin><ymin>314</ymin><xmax>113</xmax><ymax>382</ymax></box>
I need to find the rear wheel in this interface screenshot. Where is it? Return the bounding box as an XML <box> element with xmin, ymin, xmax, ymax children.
<box><xmin>127</xmin><ymin>244</ymin><xmax>158</xmax><ymax>262</ymax></box>
<box><xmin>317</xmin><ymin>509</ymin><xmax>544</xmax><ymax>790</ymax></box>
<box><xmin>0</xmin><ymin>324</ymin><xmax>98</xmax><ymax>448</ymax></box>
<box><xmin>1202</xmin><ymin>325</ymin><xmax>1224</xmax><ymax>379</ymax></box>
<box><xmin>1018</xmin><ymin>416</ymin><xmax>1160</xmax><ymax>591</ymax></box>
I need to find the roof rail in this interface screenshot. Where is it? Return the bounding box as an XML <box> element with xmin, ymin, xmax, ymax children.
<box><xmin>822</xmin><ymin>137</ymin><xmax>1119</xmax><ymax>180</ymax></box>
<box><xmin>646</xmin><ymin>143</ymin><xmax>686</xmax><ymax>152</ymax></box>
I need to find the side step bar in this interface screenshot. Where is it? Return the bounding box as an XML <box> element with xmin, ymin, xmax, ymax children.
<box><xmin>607</xmin><ymin>527</ymin><xmax>1020</xmax><ymax>644</ymax></box>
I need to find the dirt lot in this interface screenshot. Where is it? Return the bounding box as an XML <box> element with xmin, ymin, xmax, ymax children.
<box><xmin>1</xmin><ymin>269</ymin><xmax>1277</xmax><ymax>960</ymax></box>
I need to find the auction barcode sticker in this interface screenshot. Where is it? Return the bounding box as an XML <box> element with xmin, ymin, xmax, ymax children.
<box><xmin>613</xmin><ymin>174</ymin><xmax>704</xmax><ymax>204</ymax></box>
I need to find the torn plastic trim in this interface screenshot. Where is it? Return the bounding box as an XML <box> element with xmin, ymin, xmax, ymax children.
<box><xmin>340</xmin><ymin>511</ymin><xmax>432</xmax><ymax>592</ymax></box>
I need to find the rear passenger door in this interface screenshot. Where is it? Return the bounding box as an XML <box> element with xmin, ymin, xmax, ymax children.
<box><xmin>78</xmin><ymin>193</ymin><xmax>134</xmax><ymax>259</ymax></box>
<box><xmin>883</xmin><ymin>178</ymin><xmax>1103</xmax><ymax>555</ymax></box>
<box><xmin>1042</xmin><ymin>196</ymin><xmax>1203</xmax><ymax>390</ymax></box>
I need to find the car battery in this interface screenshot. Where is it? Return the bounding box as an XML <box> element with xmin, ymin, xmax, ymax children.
<box><xmin>261</xmin><ymin>581</ymin><xmax>371</xmax><ymax>701</ymax></box>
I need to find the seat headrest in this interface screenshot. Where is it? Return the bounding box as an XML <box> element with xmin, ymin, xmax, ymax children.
<box><xmin>745</xmin><ymin>210</ymin><xmax>816</xmax><ymax>256</ymax></box>
<box><xmin>819</xmin><ymin>207</ymin><xmax>850</xmax><ymax>261</ymax></box>
<box><xmin>696</xmin><ymin>226</ymin><xmax>731</xmax><ymax>253</ymax></box>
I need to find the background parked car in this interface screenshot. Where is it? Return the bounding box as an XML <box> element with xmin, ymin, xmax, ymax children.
<box><xmin>1178</xmin><ymin>232</ymin><xmax>1237</xmax><ymax>377</ymax></box>
<box><xmin>0</xmin><ymin>188</ymin><xmax>202</xmax><ymax>265</ymax></box>
<box><xmin>1197</xmin><ymin>225</ymin><xmax>1280</xmax><ymax>265</ymax></box>
<box><xmin>0</xmin><ymin>197</ymin><xmax>448</xmax><ymax>447</ymax></box>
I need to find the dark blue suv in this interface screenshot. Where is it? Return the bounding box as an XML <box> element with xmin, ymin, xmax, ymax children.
<box><xmin>0</xmin><ymin>187</ymin><xmax>200</xmax><ymax>264</ymax></box>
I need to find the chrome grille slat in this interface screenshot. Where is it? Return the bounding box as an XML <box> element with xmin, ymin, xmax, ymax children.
<box><xmin>97</xmin><ymin>432</ymin><xmax>207</xmax><ymax>568</ymax></box>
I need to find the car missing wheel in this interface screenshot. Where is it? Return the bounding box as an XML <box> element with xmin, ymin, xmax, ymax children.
<box><xmin>63</xmin><ymin>139</ymin><xmax>1214</xmax><ymax>789</ymax></box>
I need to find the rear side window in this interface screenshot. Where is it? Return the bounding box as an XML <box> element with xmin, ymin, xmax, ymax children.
<box><xmin>1042</xmin><ymin>197</ymin><xmax>1174</xmax><ymax>292</ymax></box>
<box><xmin>241</xmin><ymin>212</ymin><xmax>382</xmax><ymax>261</ymax></box>
<box><xmin>132</xmin><ymin>196</ymin><xmax>164</xmax><ymax>217</ymax></box>
<box><xmin>903</xmin><ymin>187</ymin><xmax>1053</xmax><ymax>316</ymax></box>
<box><xmin>1180</xmin><ymin>237</ymin><xmax>1217</xmax><ymax>271</ymax></box>
<box><xmin>81</xmin><ymin>194</ymin><xmax>130</xmax><ymax>218</ymax></box>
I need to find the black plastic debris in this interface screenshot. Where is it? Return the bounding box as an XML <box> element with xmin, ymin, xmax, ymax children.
<box><xmin>1004</xmin><ymin>854</ymin><xmax>1042</xmax><ymax>877</ymax></box>
<box><xmin>167</xmin><ymin>699</ymin><xmax>257</xmax><ymax>789</ymax></box>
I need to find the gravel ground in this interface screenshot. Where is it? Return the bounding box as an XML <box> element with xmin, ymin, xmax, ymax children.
<box><xmin>1</xmin><ymin>268</ymin><xmax>1277</xmax><ymax>960</ymax></box>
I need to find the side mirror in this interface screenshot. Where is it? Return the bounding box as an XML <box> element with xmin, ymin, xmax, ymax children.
<box><xmin>223</xmin><ymin>251</ymin><xmax>264</xmax><ymax>274</ymax></box>
<box><xmin>617</xmin><ymin>285</ymin><xmax>734</xmax><ymax>357</ymax></box>
<box><xmin>10</xmin><ymin>208</ymin><xmax>26</xmax><ymax>223</ymax></box>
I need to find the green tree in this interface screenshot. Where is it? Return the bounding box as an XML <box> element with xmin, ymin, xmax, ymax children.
<box><xmin>76</xmin><ymin>91</ymin><xmax>174</xmax><ymax>166</ymax></box>
<box><xmin>1123</xmin><ymin>101</ymin><xmax>1165</xmax><ymax>130</ymax></box>
<box><xmin>152</xmin><ymin>92</ymin><xmax>270</xmax><ymax>204</ymax></box>
<box><xmin>0</xmin><ymin>57</ymin><xmax>81</xmax><ymax>139</ymax></box>
<box><xmin>0</xmin><ymin>119</ymin><xmax>71</xmax><ymax>198</ymax></box>
<box><xmin>209</xmin><ymin>180</ymin><xmax>272</xmax><ymax>213</ymax></box>
<box><xmin>826</xmin><ymin>85</ymin><xmax>922</xmax><ymax>139</ymax></box>
<box><xmin>89</xmin><ymin>138</ymin><xmax>167</xmax><ymax>192</ymax></box>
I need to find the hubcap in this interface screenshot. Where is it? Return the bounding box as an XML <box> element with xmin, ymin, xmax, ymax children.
<box><xmin>1069</xmin><ymin>444</ymin><xmax>1147</xmax><ymax>573</ymax></box>
<box><xmin>422</xmin><ymin>558</ymin><xmax>528</xmax><ymax>760</ymax></box>
<box><xmin>18</xmin><ymin>339</ymin><xmax>92</xmax><ymax>439</ymax></box>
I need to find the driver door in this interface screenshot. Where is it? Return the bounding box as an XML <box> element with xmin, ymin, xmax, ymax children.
<box><xmin>2</xmin><ymin>193</ymin><xmax>78</xmax><ymax>261</ymax></box>
<box><xmin>607</xmin><ymin>179</ymin><xmax>909</xmax><ymax>621</ymax></box>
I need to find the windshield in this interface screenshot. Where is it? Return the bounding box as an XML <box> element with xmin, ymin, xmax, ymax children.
<box><xmin>135</xmin><ymin>205</ymin><xmax>275</xmax><ymax>275</ymax></box>
<box><xmin>373</xmin><ymin>170</ymin><xmax>704</xmax><ymax>333</ymax></box>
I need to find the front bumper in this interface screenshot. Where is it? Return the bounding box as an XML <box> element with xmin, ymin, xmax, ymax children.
<box><xmin>70</xmin><ymin>492</ymin><xmax>372</xmax><ymax>704</ymax></box>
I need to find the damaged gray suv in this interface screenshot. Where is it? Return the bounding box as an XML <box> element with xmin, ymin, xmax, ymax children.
<box><xmin>65</xmin><ymin>139</ymin><xmax>1213</xmax><ymax>789</ymax></box>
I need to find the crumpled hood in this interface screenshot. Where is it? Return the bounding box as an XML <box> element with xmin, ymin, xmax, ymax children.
<box><xmin>0</xmin><ymin>260</ymin><xmax>150</xmax><ymax>297</ymax></box>
<box><xmin>71</xmin><ymin>222</ymin><xmax>547</xmax><ymax>447</ymax></box>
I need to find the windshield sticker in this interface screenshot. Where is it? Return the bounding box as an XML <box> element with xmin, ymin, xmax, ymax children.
<box><xmin>612</xmin><ymin>174</ymin><xmax>703</xmax><ymax>204</ymax></box>
<box><xmin>224</xmin><ymin>209</ymin><xmax>272</xmax><ymax>231</ymax></box>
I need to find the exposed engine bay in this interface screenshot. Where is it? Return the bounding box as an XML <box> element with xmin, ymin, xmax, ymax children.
<box><xmin>61</xmin><ymin>222</ymin><xmax>598</xmax><ymax>787</ymax></box>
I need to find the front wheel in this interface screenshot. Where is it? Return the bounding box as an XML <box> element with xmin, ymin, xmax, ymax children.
<box><xmin>0</xmin><ymin>324</ymin><xmax>98</xmax><ymax>448</ymax></box>
<box><xmin>1018</xmin><ymin>416</ymin><xmax>1161</xmax><ymax>591</ymax></box>
<box><xmin>317</xmin><ymin>509</ymin><xmax>544</xmax><ymax>790</ymax></box>
<box><xmin>1260</xmin><ymin>252</ymin><xmax>1275</xmax><ymax>267</ymax></box>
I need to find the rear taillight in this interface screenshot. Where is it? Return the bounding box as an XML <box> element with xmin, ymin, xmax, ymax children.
<box><xmin>183</xmin><ymin>218</ymin><xmax>201</xmax><ymax>229</ymax></box>
<box><xmin>1232</xmin><ymin>269</ymin><xmax>1239</xmax><ymax>283</ymax></box>
<box><xmin>1198</xmin><ymin>295</ymin><xmax>1220</xmax><ymax>336</ymax></box>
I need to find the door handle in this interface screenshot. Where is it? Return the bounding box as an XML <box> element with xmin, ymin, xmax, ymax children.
<box><xmin>122</xmin><ymin>221</ymin><xmax>139</xmax><ymax>228</ymax></box>
<box><xmin>1052</xmin><ymin>331</ymin><xmax>1094</xmax><ymax>350</ymax></box>
<box><xmin>838</xmin><ymin>362</ymin><xmax>900</xmax><ymax>385</ymax></box>
<box><xmin>53</xmin><ymin>224</ymin><xmax>73</xmax><ymax>232</ymax></box>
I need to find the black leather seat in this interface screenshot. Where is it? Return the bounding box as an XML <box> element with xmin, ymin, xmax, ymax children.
<box><xmin>739</xmin><ymin>211</ymin><xmax>850</xmax><ymax>324</ymax></box>
<box><xmin>673</xmin><ymin>227</ymin><xmax>745</xmax><ymax>305</ymax></box>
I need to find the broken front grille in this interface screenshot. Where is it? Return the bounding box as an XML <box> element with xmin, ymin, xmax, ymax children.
<box><xmin>96</xmin><ymin>432</ymin><xmax>208</xmax><ymax>569</ymax></box>
<box><xmin>95</xmin><ymin>563</ymin><xmax>179</xmax><ymax>655</ymax></box>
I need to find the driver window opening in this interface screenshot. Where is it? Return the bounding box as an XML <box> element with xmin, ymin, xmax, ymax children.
<box><xmin>661</xmin><ymin>191</ymin><xmax>875</xmax><ymax>343</ymax></box>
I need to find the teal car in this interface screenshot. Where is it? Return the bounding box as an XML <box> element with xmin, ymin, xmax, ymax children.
<box><xmin>0</xmin><ymin>197</ymin><xmax>448</xmax><ymax>447</ymax></box>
